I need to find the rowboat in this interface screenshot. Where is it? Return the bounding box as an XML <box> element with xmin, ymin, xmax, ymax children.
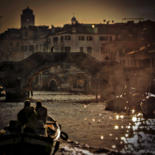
<box><xmin>0</xmin><ymin>119</ymin><xmax>66</xmax><ymax>155</ymax></box>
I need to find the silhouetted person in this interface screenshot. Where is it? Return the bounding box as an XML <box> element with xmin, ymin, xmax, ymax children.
<box><xmin>4</xmin><ymin>120</ymin><xmax>21</xmax><ymax>134</ymax></box>
<box><xmin>17</xmin><ymin>100</ymin><xmax>38</xmax><ymax>133</ymax></box>
<box><xmin>36</xmin><ymin>101</ymin><xmax>47</xmax><ymax>124</ymax></box>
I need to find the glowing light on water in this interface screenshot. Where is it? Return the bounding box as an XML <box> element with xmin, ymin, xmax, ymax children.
<box><xmin>125</xmin><ymin>134</ymin><xmax>129</xmax><ymax>137</ymax></box>
<box><xmin>146</xmin><ymin>95</ymin><xmax>149</xmax><ymax>99</ymax></box>
<box><xmin>137</xmin><ymin>113</ymin><xmax>142</xmax><ymax>116</ymax></box>
<box><xmin>127</xmin><ymin>126</ymin><xmax>131</xmax><ymax>129</ymax></box>
<box><xmin>100</xmin><ymin>135</ymin><xmax>104</xmax><ymax>140</ymax></box>
<box><xmin>116</xmin><ymin>115</ymin><xmax>119</xmax><ymax>120</ymax></box>
<box><xmin>99</xmin><ymin>113</ymin><xmax>102</xmax><ymax>116</ymax></box>
<box><xmin>114</xmin><ymin>125</ymin><xmax>119</xmax><ymax>130</ymax></box>
<box><xmin>121</xmin><ymin>126</ymin><xmax>124</xmax><ymax>129</ymax></box>
<box><xmin>132</xmin><ymin>116</ymin><xmax>137</xmax><ymax>122</ymax></box>
<box><xmin>112</xmin><ymin>145</ymin><xmax>116</xmax><ymax>149</ymax></box>
<box><xmin>84</xmin><ymin>105</ymin><xmax>87</xmax><ymax>108</ymax></box>
<box><xmin>92</xmin><ymin>24</ymin><xmax>95</xmax><ymax>28</ymax></box>
<box><xmin>92</xmin><ymin>118</ymin><xmax>95</xmax><ymax>122</ymax></box>
<box><xmin>131</xmin><ymin>109</ymin><xmax>135</xmax><ymax>114</ymax></box>
<box><xmin>120</xmin><ymin>115</ymin><xmax>124</xmax><ymax>119</ymax></box>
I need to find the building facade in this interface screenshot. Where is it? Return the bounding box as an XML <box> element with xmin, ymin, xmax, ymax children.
<box><xmin>0</xmin><ymin>7</ymin><xmax>155</xmax><ymax>91</ymax></box>
<box><xmin>1</xmin><ymin>7</ymin><xmax>154</xmax><ymax>62</ymax></box>
<box><xmin>48</xmin><ymin>17</ymin><xmax>116</xmax><ymax>61</ymax></box>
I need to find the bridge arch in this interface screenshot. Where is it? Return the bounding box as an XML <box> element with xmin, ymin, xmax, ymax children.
<box><xmin>0</xmin><ymin>52</ymin><xmax>106</xmax><ymax>100</ymax></box>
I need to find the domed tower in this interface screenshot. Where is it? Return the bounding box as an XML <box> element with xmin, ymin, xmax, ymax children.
<box><xmin>71</xmin><ymin>16</ymin><xmax>78</xmax><ymax>25</ymax></box>
<box><xmin>21</xmin><ymin>7</ymin><xmax>35</xmax><ymax>28</ymax></box>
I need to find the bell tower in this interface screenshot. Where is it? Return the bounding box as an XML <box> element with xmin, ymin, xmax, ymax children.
<box><xmin>21</xmin><ymin>6</ymin><xmax>35</xmax><ymax>28</ymax></box>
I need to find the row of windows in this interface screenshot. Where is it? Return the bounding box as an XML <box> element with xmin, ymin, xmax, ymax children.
<box><xmin>80</xmin><ymin>47</ymin><xmax>92</xmax><ymax>53</ymax></box>
<box><xmin>53</xmin><ymin>35</ymin><xmax>71</xmax><ymax>42</ymax></box>
<box><xmin>21</xmin><ymin>44</ymin><xmax>48</xmax><ymax>52</ymax></box>
<box><xmin>53</xmin><ymin>35</ymin><xmax>113</xmax><ymax>42</ymax></box>
<box><xmin>53</xmin><ymin>46</ymin><xmax>92</xmax><ymax>53</ymax></box>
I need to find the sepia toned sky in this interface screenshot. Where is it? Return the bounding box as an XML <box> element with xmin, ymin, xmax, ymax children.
<box><xmin>0</xmin><ymin>0</ymin><xmax>155</xmax><ymax>33</ymax></box>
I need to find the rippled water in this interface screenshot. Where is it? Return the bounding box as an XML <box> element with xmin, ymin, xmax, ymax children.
<box><xmin>0</xmin><ymin>91</ymin><xmax>155</xmax><ymax>154</ymax></box>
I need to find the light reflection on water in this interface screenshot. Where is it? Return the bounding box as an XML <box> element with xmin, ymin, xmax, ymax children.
<box><xmin>0</xmin><ymin>91</ymin><xmax>155</xmax><ymax>154</ymax></box>
<box><xmin>120</xmin><ymin>113</ymin><xmax>155</xmax><ymax>154</ymax></box>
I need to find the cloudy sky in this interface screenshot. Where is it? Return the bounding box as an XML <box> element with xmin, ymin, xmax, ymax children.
<box><xmin>0</xmin><ymin>0</ymin><xmax>155</xmax><ymax>33</ymax></box>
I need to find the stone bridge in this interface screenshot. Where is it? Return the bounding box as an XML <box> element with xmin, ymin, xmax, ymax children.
<box><xmin>0</xmin><ymin>51</ymin><xmax>153</xmax><ymax>114</ymax></box>
<box><xmin>0</xmin><ymin>52</ymin><xmax>110</xmax><ymax>101</ymax></box>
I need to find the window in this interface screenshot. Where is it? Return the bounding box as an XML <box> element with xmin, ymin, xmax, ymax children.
<box><xmin>16</xmin><ymin>42</ymin><xmax>19</xmax><ymax>47</ymax></box>
<box><xmin>25</xmin><ymin>31</ymin><xmax>28</xmax><ymax>37</ymax></box>
<box><xmin>87</xmin><ymin>47</ymin><xmax>92</xmax><ymax>54</ymax></box>
<box><xmin>79</xmin><ymin>36</ymin><xmax>85</xmax><ymax>41</ymax></box>
<box><xmin>36</xmin><ymin>45</ymin><xmax>38</xmax><ymax>51</ymax></box>
<box><xmin>61</xmin><ymin>36</ymin><xmax>64</xmax><ymax>42</ymax></box>
<box><xmin>80</xmin><ymin>47</ymin><xmax>84</xmax><ymax>52</ymax></box>
<box><xmin>29</xmin><ymin>45</ymin><xmax>34</xmax><ymax>52</ymax></box>
<box><xmin>44</xmin><ymin>44</ymin><xmax>48</xmax><ymax>50</ymax></box>
<box><xmin>53</xmin><ymin>37</ymin><xmax>58</xmax><ymax>42</ymax></box>
<box><xmin>40</xmin><ymin>44</ymin><xmax>42</xmax><ymax>50</ymax></box>
<box><xmin>21</xmin><ymin>46</ymin><xmax>27</xmax><ymax>51</ymax></box>
<box><xmin>47</xmin><ymin>39</ymin><xmax>51</xmax><ymax>43</ymax></box>
<box><xmin>109</xmin><ymin>36</ymin><xmax>113</xmax><ymax>41</ymax></box>
<box><xmin>65</xmin><ymin>36</ymin><xmax>71</xmax><ymax>40</ymax></box>
<box><xmin>10</xmin><ymin>42</ymin><xmax>13</xmax><ymax>46</ymax></box>
<box><xmin>51</xmin><ymin>47</ymin><xmax>54</xmax><ymax>52</ymax></box>
<box><xmin>65</xmin><ymin>47</ymin><xmax>71</xmax><ymax>52</ymax></box>
<box><xmin>99</xmin><ymin>36</ymin><xmax>108</xmax><ymax>41</ymax></box>
<box><xmin>100</xmin><ymin>47</ymin><xmax>105</xmax><ymax>53</ymax></box>
<box><xmin>21</xmin><ymin>46</ymin><xmax>23</xmax><ymax>51</ymax></box>
<box><xmin>87</xmin><ymin>36</ymin><xmax>93</xmax><ymax>41</ymax></box>
<box><xmin>61</xmin><ymin>47</ymin><xmax>64</xmax><ymax>51</ymax></box>
<box><xmin>24</xmin><ymin>46</ymin><xmax>27</xmax><ymax>51</ymax></box>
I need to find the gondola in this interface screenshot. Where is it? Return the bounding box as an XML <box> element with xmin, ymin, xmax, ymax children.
<box><xmin>0</xmin><ymin>117</ymin><xmax>68</xmax><ymax>155</ymax></box>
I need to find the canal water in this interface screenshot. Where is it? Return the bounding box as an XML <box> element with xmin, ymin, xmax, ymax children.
<box><xmin>0</xmin><ymin>91</ymin><xmax>155</xmax><ymax>154</ymax></box>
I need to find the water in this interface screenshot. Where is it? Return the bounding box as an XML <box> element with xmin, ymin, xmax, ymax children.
<box><xmin>0</xmin><ymin>91</ymin><xmax>155</xmax><ymax>154</ymax></box>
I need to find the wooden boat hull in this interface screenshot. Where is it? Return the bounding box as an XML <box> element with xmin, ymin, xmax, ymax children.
<box><xmin>0</xmin><ymin>134</ymin><xmax>54</xmax><ymax>155</ymax></box>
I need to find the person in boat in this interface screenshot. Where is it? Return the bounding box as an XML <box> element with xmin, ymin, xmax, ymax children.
<box><xmin>4</xmin><ymin>120</ymin><xmax>21</xmax><ymax>134</ymax></box>
<box><xmin>35</xmin><ymin>101</ymin><xmax>47</xmax><ymax>124</ymax></box>
<box><xmin>17</xmin><ymin>100</ymin><xmax>38</xmax><ymax>133</ymax></box>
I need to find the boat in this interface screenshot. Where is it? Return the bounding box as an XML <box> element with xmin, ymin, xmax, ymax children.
<box><xmin>0</xmin><ymin>133</ymin><xmax>55</xmax><ymax>155</ymax></box>
<box><xmin>0</xmin><ymin>118</ymin><xmax>67</xmax><ymax>155</ymax></box>
<box><xmin>140</xmin><ymin>92</ymin><xmax>155</xmax><ymax>118</ymax></box>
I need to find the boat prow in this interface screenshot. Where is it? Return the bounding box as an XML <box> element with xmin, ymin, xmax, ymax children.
<box><xmin>0</xmin><ymin>120</ymin><xmax>63</xmax><ymax>155</ymax></box>
<box><xmin>0</xmin><ymin>133</ymin><xmax>55</xmax><ymax>155</ymax></box>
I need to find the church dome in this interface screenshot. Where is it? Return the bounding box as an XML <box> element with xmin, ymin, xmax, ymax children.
<box><xmin>23</xmin><ymin>7</ymin><xmax>33</xmax><ymax>14</ymax></box>
<box><xmin>71</xmin><ymin>16</ymin><xmax>78</xmax><ymax>25</ymax></box>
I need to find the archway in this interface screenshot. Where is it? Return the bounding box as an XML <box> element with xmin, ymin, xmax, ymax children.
<box><xmin>48</xmin><ymin>80</ymin><xmax>58</xmax><ymax>91</ymax></box>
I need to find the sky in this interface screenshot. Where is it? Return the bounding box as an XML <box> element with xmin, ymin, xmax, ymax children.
<box><xmin>0</xmin><ymin>0</ymin><xmax>155</xmax><ymax>33</ymax></box>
